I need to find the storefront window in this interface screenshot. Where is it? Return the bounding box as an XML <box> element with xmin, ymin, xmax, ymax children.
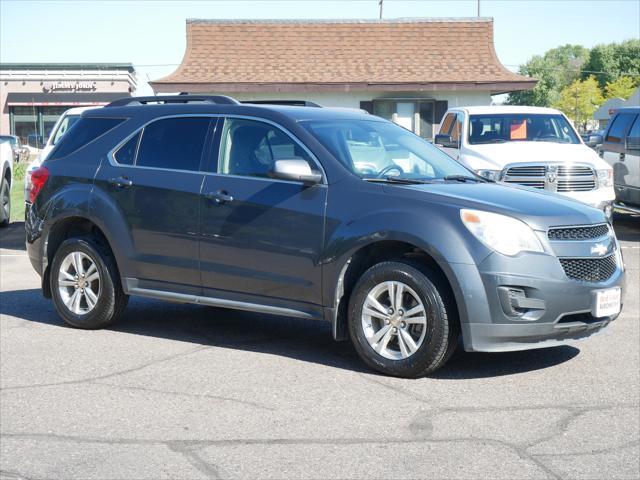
<box><xmin>10</xmin><ymin>106</ymin><xmax>71</xmax><ymax>147</ymax></box>
<box><xmin>12</xmin><ymin>107</ymin><xmax>39</xmax><ymax>146</ymax></box>
<box><xmin>373</xmin><ymin>100</ymin><xmax>436</xmax><ymax>140</ymax></box>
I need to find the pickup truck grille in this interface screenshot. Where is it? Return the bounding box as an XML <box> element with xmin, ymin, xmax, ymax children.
<box><xmin>548</xmin><ymin>224</ymin><xmax>610</xmax><ymax>241</ymax></box>
<box><xmin>503</xmin><ymin>164</ymin><xmax>596</xmax><ymax>192</ymax></box>
<box><xmin>559</xmin><ymin>255</ymin><xmax>617</xmax><ymax>282</ymax></box>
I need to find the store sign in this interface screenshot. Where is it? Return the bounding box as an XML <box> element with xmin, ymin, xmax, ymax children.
<box><xmin>42</xmin><ymin>81</ymin><xmax>97</xmax><ymax>92</ymax></box>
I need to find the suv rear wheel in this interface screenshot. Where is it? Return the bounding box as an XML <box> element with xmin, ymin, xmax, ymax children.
<box><xmin>348</xmin><ymin>261</ymin><xmax>458</xmax><ymax>378</ymax></box>
<box><xmin>50</xmin><ymin>236</ymin><xmax>128</xmax><ymax>329</ymax></box>
<box><xmin>0</xmin><ymin>177</ymin><xmax>10</xmax><ymax>227</ymax></box>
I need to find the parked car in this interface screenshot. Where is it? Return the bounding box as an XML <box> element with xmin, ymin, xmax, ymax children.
<box><xmin>25</xmin><ymin>96</ymin><xmax>625</xmax><ymax>377</ymax></box>
<box><xmin>24</xmin><ymin>106</ymin><xmax>99</xmax><ymax>202</ymax></box>
<box><xmin>581</xmin><ymin>130</ymin><xmax>604</xmax><ymax>150</ymax></box>
<box><xmin>0</xmin><ymin>141</ymin><xmax>13</xmax><ymax>227</ymax></box>
<box><xmin>596</xmin><ymin>107</ymin><xmax>640</xmax><ymax>214</ymax></box>
<box><xmin>0</xmin><ymin>134</ymin><xmax>30</xmax><ymax>163</ymax></box>
<box><xmin>434</xmin><ymin>106</ymin><xmax>616</xmax><ymax>219</ymax></box>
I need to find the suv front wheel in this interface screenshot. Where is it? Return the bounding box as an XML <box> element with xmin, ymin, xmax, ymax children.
<box><xmin>50</xmin><ymin>236</ymin><xmax>128</xmax><ymax>329</ymax></box>
<box><xmin>348</xmin><ymin>261</ymin><xmax>458</xmax><ymax>378</ymax></box>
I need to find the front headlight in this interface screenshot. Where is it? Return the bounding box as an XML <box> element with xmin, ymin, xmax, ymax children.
<box><xmin>597</xmin><ymin>169</ymin><xmax>613</xmax><ymax>188</ymax></box>
<box><xmin>460</xmin><ymin>209</ymin><xmax>544</xmax><ymax>256</ymax></box>
<box><xmin>475</xmin><ymin>169</ymin><xmax>502</xmax><ymax>182</ymax></box>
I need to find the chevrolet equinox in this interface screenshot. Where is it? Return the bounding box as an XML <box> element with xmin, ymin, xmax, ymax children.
<box><xmin>25</xmin><ymin>96</ymin><xmax>626</xmax><ymax>377</ymax></box>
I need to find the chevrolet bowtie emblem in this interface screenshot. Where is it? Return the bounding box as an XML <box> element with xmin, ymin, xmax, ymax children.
<box><xmin>591</xmin><ymin>243</ymin><xmax>608</xmax><ymax>256</ymax></box>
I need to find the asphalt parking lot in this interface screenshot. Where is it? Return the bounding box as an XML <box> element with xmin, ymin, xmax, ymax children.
<box><xmin>0</xmin><ymin>214</ymin><xmax>638</xmax><ymax>480</ymax></box>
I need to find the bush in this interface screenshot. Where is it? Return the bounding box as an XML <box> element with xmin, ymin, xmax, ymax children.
<box><xmin>13</xmin><ymin>161</ymin><xmax>26</xmax><ymax>182</ymax></box>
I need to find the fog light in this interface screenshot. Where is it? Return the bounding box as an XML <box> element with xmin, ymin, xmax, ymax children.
<box><xmin>497</xmin><ymin>287</ymin><xmax>546</xmax><ymax>318</ymax></box>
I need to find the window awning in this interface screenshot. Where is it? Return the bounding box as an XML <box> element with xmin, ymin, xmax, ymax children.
<box><xmin>6</xmin><ymin>92</ymin><xmax>130</xmax><ymax>107</ymax></box>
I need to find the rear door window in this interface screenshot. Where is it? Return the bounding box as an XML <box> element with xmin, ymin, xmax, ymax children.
<box><xmin>606</xmin><ymin>113</ymin><xmax>636</xmax><ymax>144</ymax></box>
<box><xmin>135</xmin><ymin>117</ymin><xmax>211</xmax><ymax>171</ymax></box>
<box><xmin>49</xmin><ymin>117</ymin><xmax>124</xmax><ymax>160</ymax></box>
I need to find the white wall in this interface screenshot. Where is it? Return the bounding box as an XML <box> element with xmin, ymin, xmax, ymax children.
<box><xmin>228</xmin><ymin>90</ymin><xmax>491</xmax><ymax>109</ymax></box>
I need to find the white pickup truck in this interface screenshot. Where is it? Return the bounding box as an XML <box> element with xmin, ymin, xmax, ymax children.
<box><xmin>434</xmin><ymin>106</ymin><xmax>615</xmax><ymax>218</ymax></box>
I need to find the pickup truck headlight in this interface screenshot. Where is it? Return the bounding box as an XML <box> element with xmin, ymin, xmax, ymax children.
<box><xmin>475</xmin><ymin>169</ymin><xmax>502</xmax><ymax>182</ymax></box>
<box><xmin>460</xmin><ymin>209</ymin><xmax>544</xmax><ymax>256</ymax></box>
<box><xmin>596</xmin><ymin>169</ymin><xmax>613</xmax><ymax>188</ymax></box>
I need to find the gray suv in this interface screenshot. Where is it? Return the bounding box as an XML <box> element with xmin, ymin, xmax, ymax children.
<box><xmin>25</xmin><ymin>96</ymin><xmax>626</xmax><ymax>377</ymax></box>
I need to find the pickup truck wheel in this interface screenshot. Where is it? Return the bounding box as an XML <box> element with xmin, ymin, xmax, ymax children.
<box><xmin>0</xmin><ymin>178</ymin><xmax>10</xmax><ymax>227</ymax></box>
<box><xmin>50</xmin><ymin>236</ymin><xmax>128</xmax><ymax>329</ymax></box>
<box><xmin>348</xmin><ymin>261</ymin><xmax>457</xmax><ymax>378</ymax></box>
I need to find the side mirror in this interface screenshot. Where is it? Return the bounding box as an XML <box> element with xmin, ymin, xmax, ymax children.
<box><xmin>587</xmin><ymin>134</ymin><xmax>603</xmax><ymax>147</ymax></box>
<box><xmin>434</xmin><ymin>134</ymin><xmax>458</xmax><ymax>149</ymax></box>
<box><xmin>270</xmin><ymin>159</ymin><xmax>322</xmax><ymax>185</ymax></box>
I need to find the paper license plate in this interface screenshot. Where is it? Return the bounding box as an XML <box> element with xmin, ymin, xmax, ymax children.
<box><xmin>593</xmin><ymin>287</ymin><xmax>621</xmax><ymax>318</ymax></box>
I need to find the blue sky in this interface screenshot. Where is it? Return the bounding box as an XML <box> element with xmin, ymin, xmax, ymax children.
<box><xmin>1</xmin><ymin>0</ymin><xmax>639</xmax><ymax>94</ymax></box>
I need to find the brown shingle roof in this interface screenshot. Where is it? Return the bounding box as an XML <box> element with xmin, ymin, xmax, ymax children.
<box><xmin>151</xmin><ymin>18</ymin><xmax>535</xmax><ymax>93</ymax></box>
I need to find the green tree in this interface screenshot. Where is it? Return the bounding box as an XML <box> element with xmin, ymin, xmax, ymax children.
<box><xmin>604</xmin><ymin>76</ymin><xmax>637</xmax><ymax>100</ymax></box>
<box><xmin>582</xmin><ymin>39</ymin><xmax>640</xmax><ymax>88</ymax></box>
<box><xmin>554</xmin><ymin>76</ymin><xmax>604</xmax><ymax>131</ymax></box>
<box><xmin>507</xmin><ymin>44</ymin><xmax>590</xmax><ymax>106</ymax></box>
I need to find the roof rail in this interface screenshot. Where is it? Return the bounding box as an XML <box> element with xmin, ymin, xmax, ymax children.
<box><xmin>106</xmin><ymin>95</ymin><xmax>240</xmax><ymax>107</ymax></box>
<box><xmin>241</xmin><ymin>100</ymin><xmax>322</xmax><ymax>108</ymax></box>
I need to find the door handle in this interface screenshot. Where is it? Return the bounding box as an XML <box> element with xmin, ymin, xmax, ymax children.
<box><xmin>109</xmin><ymin>176</ymin><xmax>133</xmax><ymax>188</ymax></box>
<box><xmin>205</xmin><ymin>190</ymin><xmax>234</xmax><ymax>204</ymax></box>
<box><xmin>620</xmin><ymin>152</ymin><xmax>625</xmax><ymax>160</ymax></box>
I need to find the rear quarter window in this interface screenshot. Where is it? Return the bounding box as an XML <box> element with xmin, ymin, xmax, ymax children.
<box><xmin>48</xmin><ymin>117</ymin><xmax>124</xmax><ymax>160</ymax></box>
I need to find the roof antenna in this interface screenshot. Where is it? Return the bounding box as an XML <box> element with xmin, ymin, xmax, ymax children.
<box><xmin>379</xmin><ymin>0</ymin><xmax>383</xmax><ymax>19</ymax></box>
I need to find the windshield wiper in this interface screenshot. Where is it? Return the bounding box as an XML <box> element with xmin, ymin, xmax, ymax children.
<box><xmin>364</xmin><ymin>176</ymin><xmax>432</xmax><ymax>185</ymax></box>
<box><xmin>442</xmin><ymin>175</ymin><xmax>485</xmax><ymax>183</ymax></box>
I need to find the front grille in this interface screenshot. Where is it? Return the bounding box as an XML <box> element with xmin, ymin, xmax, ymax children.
<box><xmin>504</xmin><ymin>179</ymin><xmax>545</xmax><ymax>189</ymax></box>
<box><xmin>502</xmin><ymin>164</ymin><xmax>596</xmax><ymax>192</ymax></box>
<box><xmin>505</xmin><ymin>166</ymin><xmax>546</xmax><ymax>177</ymax></box>
<box><xmin>558</xmin><ymin>165</ymin><xmax>593</xmax><ymax>176</ymax></box>
<box><xmin>559</xmin><ymin>254</ymin><xmax>617</xmax><ymax>282</ymax></box>
<box><xmin>548</xmin><ymin>224</ymin><xmax>610</xmax><ymax>241</ymax></box>
<box><xmin>557</xmin><ymin>179</ymin><xmax>596</xmax><ymax>192</ymax></box>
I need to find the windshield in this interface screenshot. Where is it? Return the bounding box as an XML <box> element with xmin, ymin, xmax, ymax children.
<box><xmin>303</xmin><ymin>119</ymin><xmax>474</xmax><ymax>181</ymax></box>
<box><xmin>51</xmin><ymin>114</ymin><xmax>81</xmax><ymax>146</ymax></box>
<box><xmin>0</xmin><ymin>136</ymin><xmax>17</xmax><ymax>147</ymax></box>
<box><xmin>468</xmin><ymin>114</ymin><xmax>580</xmax><ymax>145</ymax></box>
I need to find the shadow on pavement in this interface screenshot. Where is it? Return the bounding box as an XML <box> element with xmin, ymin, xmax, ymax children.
<box><xmin>0</xmin><ymin>222</ymin><xmax>26</xmax><ymax>251</ymax></box>
<box><xmin>1</xmin><ymin>288</ymin><xmax>580</xmax><ymax>379</ymax></box>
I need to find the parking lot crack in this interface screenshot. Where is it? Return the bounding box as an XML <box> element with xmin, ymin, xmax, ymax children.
<box><xmin>92</xmin><ymin>381</ymin><xmax>275</xmax><ymax>411</ymax></box>
<box><xmin>0</xmin><ymin>345</ymin><xmax>210</xmax><ymax>392</ymax></box>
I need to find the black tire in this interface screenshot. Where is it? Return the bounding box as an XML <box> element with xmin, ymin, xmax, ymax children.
<box><xmin>0</xmin><ymin>177</ymin><xmax>10</xmax><ymax>228</ymax></box>
<box><xmin>50</xmin><ymin>236</ymin><xmax>128</xmax><ymax>329</ymax></box>
<box><xmin>348</xmin><ymin>260</ymin><xmax>459</xmax><ymax>378</ymax></box>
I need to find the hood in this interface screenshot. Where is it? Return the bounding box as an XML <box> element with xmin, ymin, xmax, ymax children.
<box><xmin>463</xmin><ymin>141</ymin><xmax>611</xmax><ymax>171</ymax></box>
<box><xmin>383</xmin><ymin>182</ymin><xmax>606</xmax><ymax>231</ymax></box>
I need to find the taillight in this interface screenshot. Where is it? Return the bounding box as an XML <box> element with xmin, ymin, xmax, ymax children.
<box><xmin>29</xmin><ymin>166</ymin><xmax>49</xmax><ymax>203</ymax></box>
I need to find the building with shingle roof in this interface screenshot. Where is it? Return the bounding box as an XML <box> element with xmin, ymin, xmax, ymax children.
<box><xmin>151</xmin><ymin>18</ymin><xmax>535</xmax><ymax>139</ymax></box>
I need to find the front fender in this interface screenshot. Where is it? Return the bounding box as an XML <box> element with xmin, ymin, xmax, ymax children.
<box><xmin>321</xmin><ymin>204</ymin><xmax>490</xmax><ymax>309</ymax></box>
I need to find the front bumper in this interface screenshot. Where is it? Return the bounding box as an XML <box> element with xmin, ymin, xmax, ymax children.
<box><xmin>450</xmin><ymin>246</ymin><xmax>625</xmax><ymax>353</ymax></box>
<box><xmin>558</xmin><ymin>188</ymin><xmax>615</xmax><ymax>218</ymax></box>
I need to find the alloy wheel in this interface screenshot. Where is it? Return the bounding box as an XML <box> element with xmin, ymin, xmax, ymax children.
<box><xmin>57</xmin><ymin>251</ymin><xmax>101</xmax><ymax>315</ymax></box>
<box><xmin>361</xmin><ymin>281</ymin><xmax>427</xmax><ymax>360</ymax></box>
